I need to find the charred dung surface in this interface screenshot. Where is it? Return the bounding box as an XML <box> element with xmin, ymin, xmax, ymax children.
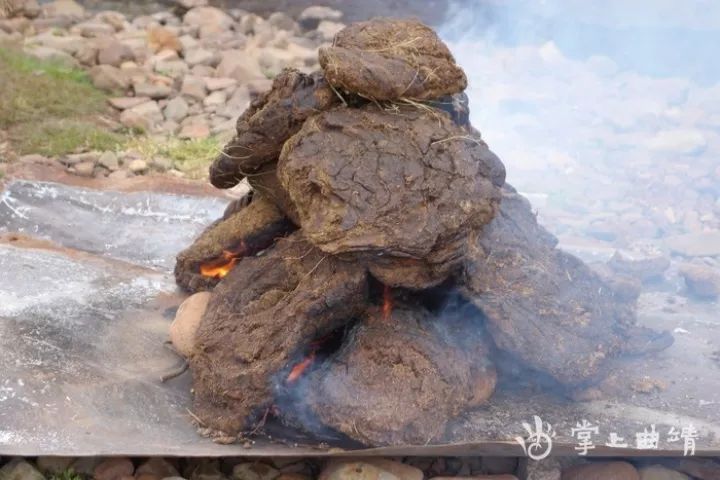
<box><xmin>190</xmin><ymin>233</ymin><xmax>368</xmax><ymax>434</ymax></box>
<box><xmin>210</xmin><ymin>69</ymin><xmax>338</xmax><ymax>189</ymax></box>
<box><xmin>461</xmin><ymin>185</ymin><xmax>637</xmax><ymax>387</ymax></box>
<box><xmin>174</xmin><ymin>194</ymin><xmax>295</xmax><ymax>293</ymax></box>
<box><xmin>319</xmin><ymin>18</ymin><xmax>467</xmax><ymax>101</ymax></box>
<box><xmin>303</xmin><ymin>300</ymin><xmax>496</xmax><ymax>446</ymax></box>
<box><xmin>279</xmin><ymin>104</ymin><xmax>505</xmax><ymax>289</ymax></box>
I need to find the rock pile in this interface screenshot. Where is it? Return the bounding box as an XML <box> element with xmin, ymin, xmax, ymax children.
<box><xmin>2</xmin><ymin>454</ymin><xmax>720</xmax><ymax>480</ymax></box>
<box><xmin>0</xmin><ymin>0</ymin><xmax>347</xmax><ymax>139</ymax></box>
<box><xmin>173</xmin><ymin>18</ymin><xmax>665</xmax><ymax>446</ymax></box>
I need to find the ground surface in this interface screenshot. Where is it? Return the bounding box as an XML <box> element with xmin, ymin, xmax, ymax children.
<box><xmin>0</xmin><ymin>168</ymin><xmax>718</xmax><ymax>456</ymax></box>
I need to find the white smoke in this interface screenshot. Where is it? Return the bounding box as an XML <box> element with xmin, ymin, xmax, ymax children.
<box><xmin>441</xmin><ymin>0</ymin><xmax>720</xmax><ymax>250</ymax></box>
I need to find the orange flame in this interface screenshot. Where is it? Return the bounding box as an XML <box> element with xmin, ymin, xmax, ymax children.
<box><xmin>382</xmin><ymin>285</ymin><xmax>393</xmax><ymax>321</ymax></box>
<box><xmin>287</xmin><ymin>352</ymin><xmax>316</xmax><ymax>384</ymax></box>
<box><xmin>199</xmin><ymin>241</ymin><xmax>247</xmax><ymax>279</ymax></box>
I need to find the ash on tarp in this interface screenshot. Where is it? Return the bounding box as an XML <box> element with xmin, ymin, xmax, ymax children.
<box><xmin>173</xmin><ymin>18</ymin><xmax>671</xmax><ymax>446</ymax></box>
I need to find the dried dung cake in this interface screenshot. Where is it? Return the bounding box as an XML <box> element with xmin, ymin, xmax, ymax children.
<box><xmin>319</xmin><ymin>18</ymin><xmax>467</xmax><ymax>100</ymax></box>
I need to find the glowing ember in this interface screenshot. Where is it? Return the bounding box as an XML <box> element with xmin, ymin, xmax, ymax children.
<box><xmin>199</xmin><ymin>241</ymin><xmax>247</xmax><ymax>278</ymax></box>
<box><xmin>287</xmin><ymin>352</ymin><xmax>316</xmax><ymax>383</ymax></box>
<box><xmin>382</xmin><ymin>285</ymin><xmax>393</xmax><ymax>321</ymax></box>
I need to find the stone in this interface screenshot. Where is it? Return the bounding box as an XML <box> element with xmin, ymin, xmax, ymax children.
<box><xmin>203</xmin><ymin>90</ymin><xmax>227</xmax><ymax>108</ymax></box>
<box><xmin>183</xmin><ymin>6</ymin><xmax>233</xmax><ymax>37</ymax></box>
<box><xmin>97</xmin><ymin>40</ymin><xmax>134</xmax><ymax>67</ymax></box>
<box><xmin>136</xmin><ymin>475</ymin><xmax>160</xmax><ymax>480</ymax></box>
<box><xmin>315</xmin><ymin>20</ymin><xmax>345</xmax><ymax>42</ymax></box>
<box><xmin>71</xmin><ymin>458</ymin><xmax>101</xmax><ymax>476</ymax></box>
<box><xmin>360</xmin><ymin>460</ymin><xmax>423</xmax><ymax>480</ymax></box>
<box><xmin>134</xmin><ymin>82</ymin><xmax>173</xmax><ymax>99</ymax></box>
<box><xmin>237</xmin><ymin>13</ymin><xmax>262</xmax><ymax>35</ymax></box>
<box><xmin>179</xmin><ymin>122</ymin><xmax>210</xmax><ymax>140</ymax></box>
<box><xmin>108</xmin><ymin>96</ymin><xmax>151</xmax><ymax>110</ymax></box>
<box><xmin>90</xmin><ymin>65</ymin><xmax>130</xmax><ymax>91</ymax></box>
<box><xmin>179</xmin><ymin>33</ymin><xmax>199</xmax><ymax>52</ymax></box>
<box><xmin>148</xmin><ymin>26</ymin><xmax>182</xmax><ymax>53</ymax></box>
<box><xmin>187</xmin><ymin>460</ymin><xmax>224</xmax><ymax>480</ymax></box>
<box><xmin>267</xmin><ymin>12</ymin><xmax>298</xmax><ymax>33</ymax></box>
<box><xmin>665</xmin><ymin>458</ymin><xmax>720</xmax><ymax>480</ymax></box>
<box><xmin>0</xmin><ymin>18</ymin><xmax>31</xmax><ymax>34</ymax></box>
<box><xmin>151</xmin><ymin>157</ymin><xmax>173</xmax><ymax>172</ymax></box>
<box><xmin>98</xmin><ymin>151</ymin><xmax>119</xmax><ymax>171</ymax></box>
<box><xmin>96</xmin><ymin>11</ymin><xmax>126</xmax><ymax>31</ymax></box>
<box><xmin>128</xmin><ymin>159</ymin><xmax>149</xmax><ymax>174</ymax></box>
<box><xmin>30</xmin><ymin>31</ymin><xmax>85</xmax><ymax>54</ymax></box>
<box><xmin>525</xmin><ymin>458</ymin><xmax>561</xmax><ymax>480</ymax></box>
<box><xmin>298</xmin><ymin>5</ymin><xmax>342</xmax><ymax>30</ymax></box>
<box><xmin>181</xmin><ymin>75</ymin><xmax>207</xmax><ymax>100</ymax></box>
<box><xmin>75</xmin><ymin>43</ymin><xmax>99</xmax><ymax>66</ymax></box>
<box><xmin>2</xmin><ymin>0</ymin><xmax>40</xmax><ymax>18</ymax></box>
<box><xmin>218</xmin><ymin>86</ymin><xmax>250</xmax><ymax>117</ymax></box>
<box><xmin>164</xmin><ymin>96</ymin><xmax>190</xmax><ymax>122</ymax></box>
<box><xmin>185</xmin><ymin>48</ymin><xmax>219</xmax><ymax>67</ymax></box>
<box><xmin>679</xmin><ymin>264</ymin><xmax>720</xmax><ymax>299</ymax></box>
<box><xmin>176</xmin><ymin>0</ymin><xmax>209</xmax><ymax>10</ymax></box>
<box><xmin>666</xmin><ymin>232</ymin><xmax>720</xmax><ymax>257</ymax></box>
<box><xmin>211</xmin><ymin>118</ymin><xmax>235</xmax><ymax>135</ymax></box>
<box><xmin>24</xmin><ymin>46</ymin><xmax>77</xmax><ymax>68</ymax></box>
<box><xmin>61</xmin><ymin>151</ymin><xmax>99</xmax><ymax>166</ymax></box>
<box><xmin>482</xmin><ymin>458</ymin><xmax>519</xmax><ymax>476</ymax></box>
<box><xmin>232</xmin><ymin>463</ymin><xmax>279</xmax><ymax>480</ymax></box>
<box><xmin>320</xmin><ymin>461</ymin><xmax>400</xmax><ymax>480</ymax></box>
<box><xmin>0</xmin><ymin>460</ymin><xmax>44</xmax><ymax>480</ymax></box>
<box><xmin>608</xmin><ymin>250</ymin><xmax>671</xmax><ymax>283</ymax></box>
<box><xmin>155</xmin><ymin>59</ymin><xmax>189</xmax><ymax>79</ymax></box>
<box><xmin>73</xmin><ymin>161</ymin><xmax>96</xmax><ymax>177</ymax></box>
<box><xmin>136</xmin><ymin>459</ymin><xmax>179</xmax><ymax>479</ymax></box>
<box><xmin>41</xmin><ymin>0</ymin><xmax>85</xmax><ymax>19</ymax></box>
<box><xmin>638</xmin><ymin>466</ymin><xmax>689</xmax><ymax>480</ymax></box>
<box><xmin>216</xmin><ymin>49</ymin><xmax>264</xmax><ymax>82</ymax></box>
<box><xmin>204</xmin><ymin>77</ymin><xmax>237</xmax><ymax>91</ymax></box>
<box><xmin>562</xmin><ymin>462</ymin><xmax>639</xmax><ymax>480</ymax></box>
<box><xmin>430</xmin><ymin>477</ymin><xmax>517</xmax><ymax>480</ymax></box>
<box><xmin>276</xmin><ymin>475</ymin><xmax>309</xmax><ymax>480</ymax></box>
<box><xmin>119</xmin><ymin>101</ymin><xmax>163</xmax><ymax>131</ymax></box>
<box><xmin>36</xmin><ymin>457</ymin><xmax>75</xmax><ymax>475</ymax></box>
<box><xmin>93</xmin><ymin>458</ymin><xmax>135</xmax><ymax>480</ymax></box>
<box><xmin>77</xmin><ymin>21</ymin><xmax>115</xmax><ymax>37</ymax></box>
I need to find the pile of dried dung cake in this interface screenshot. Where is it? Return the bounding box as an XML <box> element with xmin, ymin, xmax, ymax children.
<box><xmin>173</xmin><ymin>17</ymin><xmax>667</xmax><ymax>446</ymax></box>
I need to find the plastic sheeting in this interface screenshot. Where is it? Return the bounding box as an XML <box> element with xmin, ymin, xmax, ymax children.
<box><xmin>0</xmin><ymin>180</ymin><xmax>719</xmax><ymax>457</ymax></box>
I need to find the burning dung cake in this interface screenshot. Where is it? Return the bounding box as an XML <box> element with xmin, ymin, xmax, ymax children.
<box><xmin>174</xmin><ymin>18</ymin><xmax>665</xmax><ymax>446</ymax></box>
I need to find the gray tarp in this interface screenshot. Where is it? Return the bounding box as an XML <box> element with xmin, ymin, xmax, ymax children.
<box><xmin>0</xmin><ymin>179</ymin><xmax>718</xmax><ymax>457</ymax></box>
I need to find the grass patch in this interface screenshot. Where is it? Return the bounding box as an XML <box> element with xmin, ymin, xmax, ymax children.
<box><xmin>125</xmin><ymin>136</ymin><xmax>221</xmax><ymax>179</ymax></box>
<box><xmin>0</xmin><ymin>47</ymin><xmax>106</xmax><ymax>128</ymax></box>
<box><xmin>12</xmin><ymin>119</ymin><xmax>126</xmax><ymax>156</ymax></box>
<box><xmin>0</xmin><ymin>46</ymin><xmax>122</xmax><ymax>157</ymax></box>
<box><xmin>49</xmin><ymin>468</ymin><xmax>84</xmax><ymax>480</ymax></box>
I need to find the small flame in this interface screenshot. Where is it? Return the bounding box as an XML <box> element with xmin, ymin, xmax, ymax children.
<box><xmin>382</xmin><ymin>284</ymin><xmax>393</xmax><ymax>321</ymax></box>
<box><xmin>199</xmin><ymin>241</ymin><xmax>247</xmax><ymax>279</ymax></box>
<box><xmin>287</xmin><ymin>352</ymin><xmax>316</xmax><ymax>384</ymax></box>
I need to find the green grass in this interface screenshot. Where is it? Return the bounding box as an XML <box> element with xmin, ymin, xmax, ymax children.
<box><xmin>0</xmin><ymin>47</ymin><xmax>120</xmax><ymax>157</ymax></box>
<box><xmin>125</xmin><ymin>136</ymin><xmax>221</xmax><ymax>179</ymax></box>
<box><xmin>0</xmin><ymin>47</ymin><xmax>106</xmax><ymax>127</ymax></box>
<box><xmin>13</xmin><ymin>120</ymin><xmax>126</xmax><ymax>156</ymax></box>
<box><xmin>49</xmin><ymin>468</ymin><xmax>84</xmax><ymax>480</ymax></box>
